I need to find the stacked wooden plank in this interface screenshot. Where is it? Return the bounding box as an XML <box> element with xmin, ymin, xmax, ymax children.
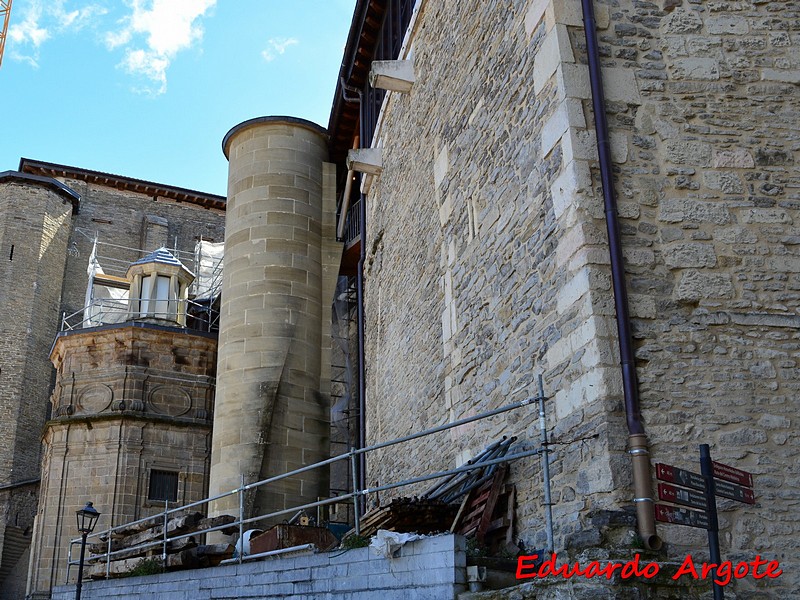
<box><xmin>451</xmin><ymin>465</ymin><xmax>507</xmax><ymax>542</ymax></box>
<box><xmin>356</xmin><ymin>497</ymin><xmax>459</xmax><ymax>539</ymax></box>
<box><xmin>86</xmin><ymin>512</ymin><xmax>237</xmax><ymax>578</ymax></box>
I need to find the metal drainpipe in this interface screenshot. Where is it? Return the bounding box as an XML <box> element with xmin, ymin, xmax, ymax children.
<box><xmin>356</xmin><ymin>90</ymin><xmax>368</xmax><ymax>511</ymax></box>
<box><xmin>339</xmin><ymin>76</ymin><xmax>368</xmax><ymax>511</ymax></box>
<box><xmin>580</xmin><ymin>0</ymin><xmax>662</xmax><ymax>551</ymax></box>
<box><xmin>339</xmin><ymin>76</ymin><xmax>367</xmax><ymax>510</ymax></box>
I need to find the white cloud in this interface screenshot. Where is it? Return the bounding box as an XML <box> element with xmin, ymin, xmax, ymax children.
<box><xmin>104</xmin><ymin>28</ymin><xmax>132</xmax><ymax>50</ymax></box>
<box><xmin>7</xmin><ymin>0</ymin><xmax>212</xmax><ymax>95</ymax></box>
<box><xmin>261</xmin><ymin>37</ymin><xmax>298</xmax><ymax>63</ymax></box>
<box><xmin>107</xmin><ymin>0</ymin><xmax>216</xmax><ymax>95</ymax></box>
<box><xmin>8</xmin><ymin>1</ymin><xmax>106</xmax><ymax>66</ymax></box>
<box><xmin>8</xmin><ymin>2</ymin><xmax>50</xmax><ymax>48</ymax></box>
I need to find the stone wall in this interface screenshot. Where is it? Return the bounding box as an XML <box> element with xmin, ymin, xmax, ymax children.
<box><xmin>0</xmin><ymin>181</ymin><xmax>72</xmax><ymax>485</ymax></box>
<box><xmin>597</xmin><ymin>0</ymin><xmax>799</xmax><ymax>595</ymax></box>
<box><xmin>0</xmin><ymin>180</ymin><xmax>74</xmax><ymax>596</ymax></box>
<box><xmin>28</xmin><ymin>325</ymin><xmax>217</xmax><ymax>598</ymax></box>
<box><xmin>355</xmin><ymin>0</ymin><xmax>797</xmax><ymax>596</ymax></box>
<box><xmin>210</xmin><ymin>117</ymin><xmax>341</xmax><ymax>521</ymax></box>
<box><xmin>362</xmin><ymin>0</ymin><xmax>629</xmax><ymax>549</ymax></box>
<box><xmin>50</xmin><ymin>534</ymin><xmax>466</xmax><ymax>600</ymax></box>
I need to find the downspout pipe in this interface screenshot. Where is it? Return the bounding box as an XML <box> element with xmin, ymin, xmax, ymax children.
<box><xmin>580</xmin><ymin>0</ymin><xmax>662</xmax><ymax>551</ymax></box>
<box><xmin>339</xmin><ymin>77</ymin><xmax>367</xmax><ymax>511</ymax></box>
<box><xmin>356</xmin><ymin>90</ymin><xmax>368</xmax><ymax>510</ymax></box>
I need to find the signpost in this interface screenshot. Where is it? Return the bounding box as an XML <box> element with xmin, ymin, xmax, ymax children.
<box><xmin>713</xmin><ymin>461</ymin><xmax>754</xmax><ymax>488</ymax></box>
<box><xmin>654</xmin><ymin>445</ymin><xmax>756</xmax><ymax>600</ymax></box>
<box><xmin>654</xmin><ymin>503</ymin><xmax>710</xmax><ymax>529</ymax></box>
<box><xmin>657</xmin><ymin>482</ymin><xmax>707</xmax><ymax>511</ymax></box>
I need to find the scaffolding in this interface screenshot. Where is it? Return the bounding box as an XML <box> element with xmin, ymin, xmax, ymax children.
<box><xmin>0</xmin><ymin>1</ymin><xmax>11</xmax><ymax>68</ymax></box>
<box><xmin>61</xmin><ymin>233</ymin><xmax>223</xmax><ymax>333</ymax></box>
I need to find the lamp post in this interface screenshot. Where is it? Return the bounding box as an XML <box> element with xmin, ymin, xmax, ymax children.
<box><xmin>75</xmin><ymin>501</ymin><xmax>100</xmax><ymax>600</ymax></box>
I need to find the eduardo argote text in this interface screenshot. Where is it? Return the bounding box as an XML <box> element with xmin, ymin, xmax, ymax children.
<box><xmin>516</xmin><ymin>553</ymin><xmax>782</xmax><ymax>586</ymax></box>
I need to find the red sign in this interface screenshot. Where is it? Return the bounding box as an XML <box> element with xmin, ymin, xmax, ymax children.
<box><xmin>654</xmin><ymin>504</ymin><xmax>709</xmax><ymax>530</ymax></box>
<box><xmin>714</xmin><ymin>479</ymin><xmax>756</xmax><ymax>505</ymax></box>
<box><xmin>655</xmin><ymin>463</ymin><xmax>705</xmax><ymax>492</ymax></box>
<box><xmin>712</xmin><ymin>461</ymin><xmax>753</xmax><ymax>488</ymax></box>
<box><xmin>658</xmin><ymin>482</ymin><xmax>707</xmax><ymax>510</ymax></box>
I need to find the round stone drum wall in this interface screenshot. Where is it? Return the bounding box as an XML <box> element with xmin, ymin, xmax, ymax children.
<box><xmin>210</xmin><ymin>117</ymin><xmax>330</xmax><ymax>519</ymax></box>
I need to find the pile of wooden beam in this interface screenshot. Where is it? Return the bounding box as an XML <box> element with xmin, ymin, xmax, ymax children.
<box><xmin>356</xmin><ymin>498</ymin><xmax>459</xmax><ymax>539</ymax></box>
<box><xmin>86</xmin><ymin>512</ymin><xmax>238</xmax><ymax>578</ymax></box>
<box><xmin>354</xmin><ymin>438</ymin><xmax>519</xmax><ymax>552</ymax></box>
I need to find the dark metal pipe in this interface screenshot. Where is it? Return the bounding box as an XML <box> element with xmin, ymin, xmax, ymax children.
<box><xmin>581</xmin><ymin>0</ymin><xmax>641</xmax><ymax>436</ymax></box>
<box><xmin>356</xmin><ymin>90</ymin><xmax>368</xmax><ymax>510</ymax></box>
<box><xmin>580</xmin><ymin>0</ymin><xmax>661</xmax><ymax>550</ymax></box>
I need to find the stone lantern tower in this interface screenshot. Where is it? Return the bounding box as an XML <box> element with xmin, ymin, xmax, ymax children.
<box><xmin>126</xmin><ymin>247</ymin><xmax>195</xmax><ymax>325</ymax></box>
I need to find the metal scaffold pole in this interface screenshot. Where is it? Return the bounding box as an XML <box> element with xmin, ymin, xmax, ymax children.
<box><xmin>538</xmin><ymin>374</ymin><xmax>554</xmax><ymax>553</ymax></box>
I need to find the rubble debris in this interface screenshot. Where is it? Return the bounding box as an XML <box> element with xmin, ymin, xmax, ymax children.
<box><xmin>86</xmin><ymin>513</ymin><xmax>237</xmax><ymax>578</ymax></box>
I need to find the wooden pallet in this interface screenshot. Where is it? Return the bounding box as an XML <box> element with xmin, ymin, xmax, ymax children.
<box><xmin>451</xmin><ymin>464</ymin><xmax>515</xmax><ymax>552</ymax></box>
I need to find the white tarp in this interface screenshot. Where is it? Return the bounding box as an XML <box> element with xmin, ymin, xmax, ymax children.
<box><xmin>193</xmin><ymin>240</ymin><xmax>224</xmax><ymax>301</ymax></box>
<box><xmin>369</xmin><ymin>530</ymin><xmax>423</xmax><ymax>559</ymax></box>
<box><xmin>83</xmin><ymin>241</ymin><xmax>129</xmax><ymax>327</ymax></box>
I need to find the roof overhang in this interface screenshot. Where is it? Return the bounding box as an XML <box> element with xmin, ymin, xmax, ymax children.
<box><xmin>19</xmin><ymin>158</ymin><xmax>226</xmax><ymax>211</ymax></box>
<box><xmin>0</xmin><ymin>170</ymin><xmax>81</xmax><ymax>213</ymax></box>
<box><xmin>327</xmin><ymin>0</ymin><xmax>388</xmax><ymax>167</ymax></box>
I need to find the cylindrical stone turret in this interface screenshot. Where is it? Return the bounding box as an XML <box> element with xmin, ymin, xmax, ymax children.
<box><xmin>210</xmin><ymin>117</ymin><xmax>338</xmax><ymax>521</ymax></box>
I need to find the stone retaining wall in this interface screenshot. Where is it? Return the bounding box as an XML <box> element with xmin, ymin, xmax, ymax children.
<box><xmin>51</xmin><ymin>534</ymin><xmax>466</xmax><ymax>600</ymax></box>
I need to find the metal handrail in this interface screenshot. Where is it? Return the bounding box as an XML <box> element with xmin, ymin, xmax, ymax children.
<box><xmin>65</xmin><ymin>385</ymin><xmax>548</xmax><ymax>581</ymax></box>
<box><xmin>61</xmin><ymin>297</ymin><xmax>220</xmax><ymax>333</ymax></box>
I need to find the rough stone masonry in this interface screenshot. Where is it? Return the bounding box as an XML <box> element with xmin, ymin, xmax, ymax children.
<box><xmin>356</xmin><ymin>0</ymin><xmax>798</xmax><ymax>597</ymax></box>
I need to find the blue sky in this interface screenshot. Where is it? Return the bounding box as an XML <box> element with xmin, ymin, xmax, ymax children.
<box><xmin>2</xmin><ymin>0</ymin><xmax>356</xmax><ymax>196</ymax></box>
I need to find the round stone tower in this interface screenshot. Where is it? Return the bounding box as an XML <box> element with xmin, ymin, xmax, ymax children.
<box><xmin>210</xmin><ymin>117</ymin><xmax>339</xmax><ymax>521</ymax></box>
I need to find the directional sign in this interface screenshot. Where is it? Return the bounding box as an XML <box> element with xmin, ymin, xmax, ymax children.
<box><xmin>658</xmin><ymin>482</ymin><xmax>707</xmax><ymax>510</ymax></box>
<box><xmin>657</xmin><ymin>461</ymin><xmax>756</xmax><ymax>506</ymax></box>
<box><xmin>655</xmin><ymin>463</ymin><xmax>705</xmax><ymax>492</ymax></box>
<box><xmin>713</xmin><ymin>461</ymin><xmax>754</xmax><ymax>488</ymax></box>
<box><xmin>655</xmin><ymin>504</ymin><xmax>709</xmax><ymax>530</ymax></box>
<box><xmin>714</xmin><ymin>479</ymin><xmax>755</xmax><ymax>505</ymax></box>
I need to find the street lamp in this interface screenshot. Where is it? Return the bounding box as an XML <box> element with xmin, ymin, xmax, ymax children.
<box><xmin>75</xmin><ymin>502</ymin><xmax>100</xmax><ymax>600</ymax></box>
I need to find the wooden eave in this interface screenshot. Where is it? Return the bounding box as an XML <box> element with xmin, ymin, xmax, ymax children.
<box><xmin>19</xmin><ymin>158</ymin><xmax>226</xmax><ymax>212</ymax></box>
<box><xmin>94</xmin><ymin>272</ymin><xmax>130</xmax><ymax>288</ymax></box>
<box><xmin>327</xmin><ymin>0</ymin><xmax>388</xmax><ymax>167</ymax></box>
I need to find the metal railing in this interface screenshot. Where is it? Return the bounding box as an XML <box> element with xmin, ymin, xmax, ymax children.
<box><xmin>61</xmin><ymin>298</ymin><xmax>220</xmax><ymax>333</ymax></box>
<box><xmin>66</xmin><ymin>380</ymin><xmax>550</xmax><ymax>582</ymax></box>
<box><xmin>341</xmin><ymin>198</ymin><xmax>361</xmax><ymax>246</ymax></box>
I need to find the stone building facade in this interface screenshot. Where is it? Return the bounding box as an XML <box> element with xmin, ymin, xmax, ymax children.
<box><xmin>0</xmin><ymin>162</ymin><xmax>225</xmax><ymax>598</ymax></box>
<box><xmin>0</xmin><ymin>172</ymin><xmax>78</xmax><ymax>600</ymax></box>
<box><xmin>3</xmin><ymin>0</ymin><xmax>798</xmax><ymax>597</ymax></box>
<box><xmin>327</xmin><ymin>0</ymin><xmax>799</xmax><ymax>597</ymax></box>
<box><xmin>209</xmin><ymin>117</ymin><xmax>340</xmax><ymax>522</ymax></box>
<box><xmin>27</xmin><ymin>323</ymin><xmax>217</xmax><ymax>599</ymax></box>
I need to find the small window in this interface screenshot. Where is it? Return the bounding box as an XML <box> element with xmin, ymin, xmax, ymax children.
<box><xmin>148</xmin><ymin>470</ymin><xmax>179</xmax><ymax>502</ymax></box>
